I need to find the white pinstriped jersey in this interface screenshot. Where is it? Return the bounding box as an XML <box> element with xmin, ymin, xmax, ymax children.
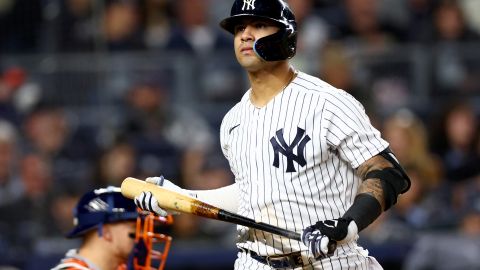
<box><xmin>220</xmin><ymin>71</ymin><xmax>388</xmax><ymax>269</ymax></box>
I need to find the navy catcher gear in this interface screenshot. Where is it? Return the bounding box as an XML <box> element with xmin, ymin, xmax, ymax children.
<box><xmin>66</xmin><ymin>186</ymin><xmax>138</xmax><ymax>238</ymax></box>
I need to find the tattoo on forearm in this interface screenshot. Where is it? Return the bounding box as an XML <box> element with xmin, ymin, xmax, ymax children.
<box><xmin>357</xmin><ymin>155</ymin><xmax>392</xmax><ymax>179</ymax></box>
<box><xmin>358</xmin><ymin>179</ymin><xmax>385</xmax><ymax>211</ymax></box>
<box><xmin>356</xmin><ymin>155</ymin><xmax>393</xmax><ymax>211</ymax></box>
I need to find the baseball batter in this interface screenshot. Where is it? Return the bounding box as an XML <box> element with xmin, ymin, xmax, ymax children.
<box><xmin>135</xmin><ymin>0</ymin><xmax>411</xmax><ymax>269</ymax></box>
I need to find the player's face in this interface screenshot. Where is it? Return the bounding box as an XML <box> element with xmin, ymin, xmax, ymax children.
<box><xmin>233</xmin><ymin>18</ymin><xmax>280</xmax><ymax>71</ymax></box>
<box><xmin>109</xmin><ymin>221</ymin><xmax>137</xmax><ymax>260</ymax></box>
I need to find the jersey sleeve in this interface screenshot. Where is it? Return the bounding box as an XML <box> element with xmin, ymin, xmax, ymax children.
<box><xmin>219</xmin><ymin>117</ymin><xmax>228</xmax><ymax>160</ymax></box>
<box><xmin>219</xmin><ymin>105</ymin><xmax>236</xmax><ymax>161</ymax></box>
<box><xmin>322</xmin><ymin>90</ymin><xmax>388</xmax><ymax>169</ymax></box>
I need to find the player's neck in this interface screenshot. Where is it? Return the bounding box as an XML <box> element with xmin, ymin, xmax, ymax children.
<box><xmin>248</xmin><ymin>63</ymin><xmax>296</xmax><ymax>108</ymax></box>
<box><xmin>78</xmin><ymin>243</ymin><xmax>122</xmax><ymax>270</ymax></box>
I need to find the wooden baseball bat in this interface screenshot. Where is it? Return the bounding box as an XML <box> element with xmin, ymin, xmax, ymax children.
<box><xmin>121</xmin><ymin>177</ymin><xmax>336</xmax><ymax>253</ymax></box>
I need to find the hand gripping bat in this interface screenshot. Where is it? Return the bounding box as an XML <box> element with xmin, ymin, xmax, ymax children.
<box><xmin>121</xmin><ymin>177</ymin><xmax>336</xmax><ymax>253</ymax></box>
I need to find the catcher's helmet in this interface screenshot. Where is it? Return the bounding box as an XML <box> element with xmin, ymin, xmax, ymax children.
<box><xmin>67</xmin><ymin>186</ymin><xmax>139</xmax><ymax>238</ymax></box>
<box><xmin>220</xmin><ymin>0</ymin><xmax>297</xmax><ymax>61</ymax></box>
<box><xmin>67</xmin><ymin>186</ymin><xmax>173</xmax><ymax>270</ymax></box>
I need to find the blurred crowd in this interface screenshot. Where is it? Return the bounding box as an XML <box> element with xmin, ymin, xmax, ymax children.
<box><xmin>1</xmin><ymin>0</ymin><xmax>480</xmax><ymax>269</ymax></box>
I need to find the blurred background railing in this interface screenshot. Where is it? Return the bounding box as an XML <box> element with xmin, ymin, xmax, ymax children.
<box><xmin>1</xmin><ymin>0</ymin><xmax>480</xmax><ymax>269</ymax></box>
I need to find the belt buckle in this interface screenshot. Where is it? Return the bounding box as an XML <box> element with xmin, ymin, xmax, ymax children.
<box><xmin>265</xmin><ymin>255</ymin><xmax>289</xmax><ymax>269</ymax></box>
<box><xmin>266</xmin><ymin>253</ymin><xmax>303</xmax><ymax>269</ymax></box>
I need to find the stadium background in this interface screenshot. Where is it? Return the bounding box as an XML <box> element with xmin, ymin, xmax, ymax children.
<box><xmin>0</xmin><ymin>0</ymin><xmax>480</xmax><ymax>269</ymax></box>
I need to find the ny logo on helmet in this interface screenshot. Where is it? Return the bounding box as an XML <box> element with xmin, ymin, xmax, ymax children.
<box><xmin>242</xmin><ymin>0</ymin><xmax>255</xmax><ymax>10</ymax></box>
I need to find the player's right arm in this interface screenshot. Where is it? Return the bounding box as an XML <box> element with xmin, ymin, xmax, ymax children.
<box><xmin>136</xmin><ymin>104</ymin><xmax>243</xmax><ymax>216</ymax></box>
<box><xmin>134</xmin><ymin>176</ymin><xmax>240</xmax><ymax>216</ymax></box>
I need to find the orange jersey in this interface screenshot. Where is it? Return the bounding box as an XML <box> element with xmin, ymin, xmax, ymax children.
<box><xmin>51</xmin><ymin>249</ymin><xmax>99</xmax><ymax>270</ymax></box>
<box><xmin>51</xmin><ymin>249</ymin><xmax>127</xmax><ymax>270</ymax></box>
<box><xmin>51</xmin><ymin>257</ymin><xmax>94</xmax><ymax>270</ymax></box>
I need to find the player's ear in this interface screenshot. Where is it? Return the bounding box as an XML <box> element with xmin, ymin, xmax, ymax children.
<box><xmin>101</xmin><ymin>224</ymin><xmax>113</xmax><ymax>241</ymax></box>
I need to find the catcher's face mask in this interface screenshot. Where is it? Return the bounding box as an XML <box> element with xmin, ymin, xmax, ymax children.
<box><xmin>131</xmin><ymin>213</ymin><xmax>173</xmax><ymax>270</ymax></box>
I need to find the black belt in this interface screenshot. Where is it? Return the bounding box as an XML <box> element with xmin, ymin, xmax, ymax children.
<box><xmin>238</xmin><ymin>248</ymin><xmax>304</xmax><ymax>269</ymax></box>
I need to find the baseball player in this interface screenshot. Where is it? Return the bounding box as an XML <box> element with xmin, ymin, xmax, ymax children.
<box><xmin>51</xmin><ymin>186</ymin><xmax>173</xmax><ymax>270</ymax></box>
<box><xmin>134</xmin><ymin>0</ymin><xmax>410</xmax><ymax>269</ymax></box>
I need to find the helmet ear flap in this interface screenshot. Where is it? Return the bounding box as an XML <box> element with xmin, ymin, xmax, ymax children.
<box><xmin>254</xmin><ymin>28</ymin><xmax>297</xmax><ymax>61</ymax></box>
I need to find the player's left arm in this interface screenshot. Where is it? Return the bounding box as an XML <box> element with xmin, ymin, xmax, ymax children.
<box><xmin>344</xmin><ymin>147</ymin><xmax>410</xmax><ymax>231</ymax></box>
<box><xmin>302</xmin><ymin>147</ymin><xmax>410</xmax><ymax>259</ymax></box>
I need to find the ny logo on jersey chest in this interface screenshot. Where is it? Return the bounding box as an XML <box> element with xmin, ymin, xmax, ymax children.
<box><xmin>242</xmin><ymin>0</ymin><xmax>256</xmax><ymax>10</ymax></box>
<box><xmin>270</xmin><ymin>127</ymin><xmax>311</xmax><ymax>173</ymax></box>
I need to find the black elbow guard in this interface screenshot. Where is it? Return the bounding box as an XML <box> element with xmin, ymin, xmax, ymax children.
<box><xmin>365</xmin><ymin>148</ymin><xmax>411</xmax><ymax>210</ymax></box>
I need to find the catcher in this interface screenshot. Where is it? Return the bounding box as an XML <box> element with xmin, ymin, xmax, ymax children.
<box><xmin>51</xmin><ymin>186</ymin><xmax>173</xmax><ymax>270</ymax></box>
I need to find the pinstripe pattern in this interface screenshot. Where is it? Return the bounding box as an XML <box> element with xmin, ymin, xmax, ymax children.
<box><xmin>221</xmin><ymin>71</ymin><xmax>388</xmax><ymax>269</ymax></box>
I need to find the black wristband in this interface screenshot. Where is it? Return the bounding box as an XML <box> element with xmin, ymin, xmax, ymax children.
<box><xmin>342</xmin><ymin>193</ymin><xmax>382</xmax><ymax>232</ymax></box>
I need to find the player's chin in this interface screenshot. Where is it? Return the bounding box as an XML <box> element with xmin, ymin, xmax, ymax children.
<box><xmin>237</xmin><ymin>56</ymin><xmax>262</xmax><ymax>70</ymax></box>
<box><xmin>236</xmin><ymin>51</ymin><xmax>258</xmax><ymax>61</ymax></box>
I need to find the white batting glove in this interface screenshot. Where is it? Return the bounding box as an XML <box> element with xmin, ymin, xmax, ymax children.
<box><xmin>134</xmin><ymin>175</ymin><xmax>183</xmax><ymax>216</ymax></box>
<box><xmin>145</xmin><ymin>176</ymin><xmax>166</xmax><ymax>186</ymax></box>
<box><xmin>134</xmin><ymin>191</ymin><xmax>168</xmax><ymax>216</ymax></box>
<box><xmin>302</xmin><ymin>230</ymin><xmax>331</xmax><ymax>258</ymax></box>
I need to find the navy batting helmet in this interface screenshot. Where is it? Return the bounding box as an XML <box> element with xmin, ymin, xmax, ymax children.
<box><xmin>220</xmin><ymin>0</ymin><xmax>297</xmax><ymax>61</ymax></box>
<box><xmin>67</xmin><ymin>186</ymin><xmax>138</xmax><ymax>238</ymax></box>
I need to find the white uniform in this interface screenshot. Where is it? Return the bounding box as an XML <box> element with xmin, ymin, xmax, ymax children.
<box><xmin>220</xmin><ymin>71</ymin><xmax>387</xmax><ymax>269</ymax></box>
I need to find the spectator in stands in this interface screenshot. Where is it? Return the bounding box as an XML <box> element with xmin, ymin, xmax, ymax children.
<box><xmin>431</xmin><ymin>101</ymin><xmax>480</xmax><ymax>183</ymax></box>
<box><xmin>426</xmin><ymin>0</ymin><xmax>480</xmax><ymax>95</ymax></box>
<box><xmin>0</xmin><ymin>120</ymin><xmax>22</xmax><ymax>206</ymax></box>
<box><xmin>142</xmin><ymin>0</ymin><xmax>174</xmax><ymax>49</ymax></box>
<box><xmin>58</xmin><ymin>0</ymin><xmax>96</xmax><ymax>52</ymax></box>
<box><xmin>318</xmin><ymin>41</ymin><xmax>373</xmax><ymax>109</ymax></box>
<box><xmin>1</xmin><ymin>66</ymin><xmax>42</xmax><ymax>116</ymax></box>
<box><xmin>0</xmin><ymin>70</ymin><xmax>21</xmax><ymax>126</ymax></box>
<box><xmin>0</xmin><ymin>66</ymin><xmax>42</xmax><ymax>127</ymax></box>
<box><xmin>331</xmin><ymin>0</ymin><xmax>404</xmax><ymax>49</ymax></box>
<box><xmin>102</xmin><ymin>0</ymin><xmax>145</xmax><ymax>51</ymax></box>
<box><xmin>323</xmin><ymin>0</ymin><xmax>412</xmax><ymax>119</ymax></box>
<box><xmin>180</xmin><ymin>0</ymin><xmax>244</xmax><ymax>104</ymax></box>
<box><xmin>382</xmin><ymin>109</ymin><xmax>443</xmax><ymax>189</ymax></box>
<box><xmin>0</xmin><ymin>153</ymin><xmax>56</xmax><ymax>266</ymax></box>
<box><xmin>381</xmin><ymin>0</ymin><xmax>437</xmax><ymax>43</ymax></box>
<box><xmin>288</xmin><ymin>0</ymin><xmax>329</xmax><ymax>72</ymax></box>
<box><xmin>289</xmin><ymin>0</ymin><xmax>327</xmax><ymax>44</ymax></box>
<box><xmin>403</xmin><ymin>202</ymin><xmax>480</xmax><ymax>270</ymax></box>
<box><xmin>94</xmin><ymin>141</ymin><xmax>137</xmax><ymax>187</ymax></box>
<box><xmin>21</xmin><ymin>188</ymin><xmax>84</xmax><ymax>264</ymax></box>
<box><xmin>23</xmin><ymin>105</ymin><xmax>69</xmax><ymax>157</ymax></box>
<box><xmin>120</xmin><ymin>81</ymin><xmax>215</xmax><ymax>188</ymax></box>
<box><xmin>23</xmin><ymin>105</ymin><xmax>99</xmax><ymax>192</ymax></box>
<box><xmin>164</xmin><ymin>0</ymin><xmax>231</xmax><ymax>54</ymax></box>
<box><xmin>428</xmin><ymin>0</ymin><xmax>480</xmax><ymax>43</ymax></box>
